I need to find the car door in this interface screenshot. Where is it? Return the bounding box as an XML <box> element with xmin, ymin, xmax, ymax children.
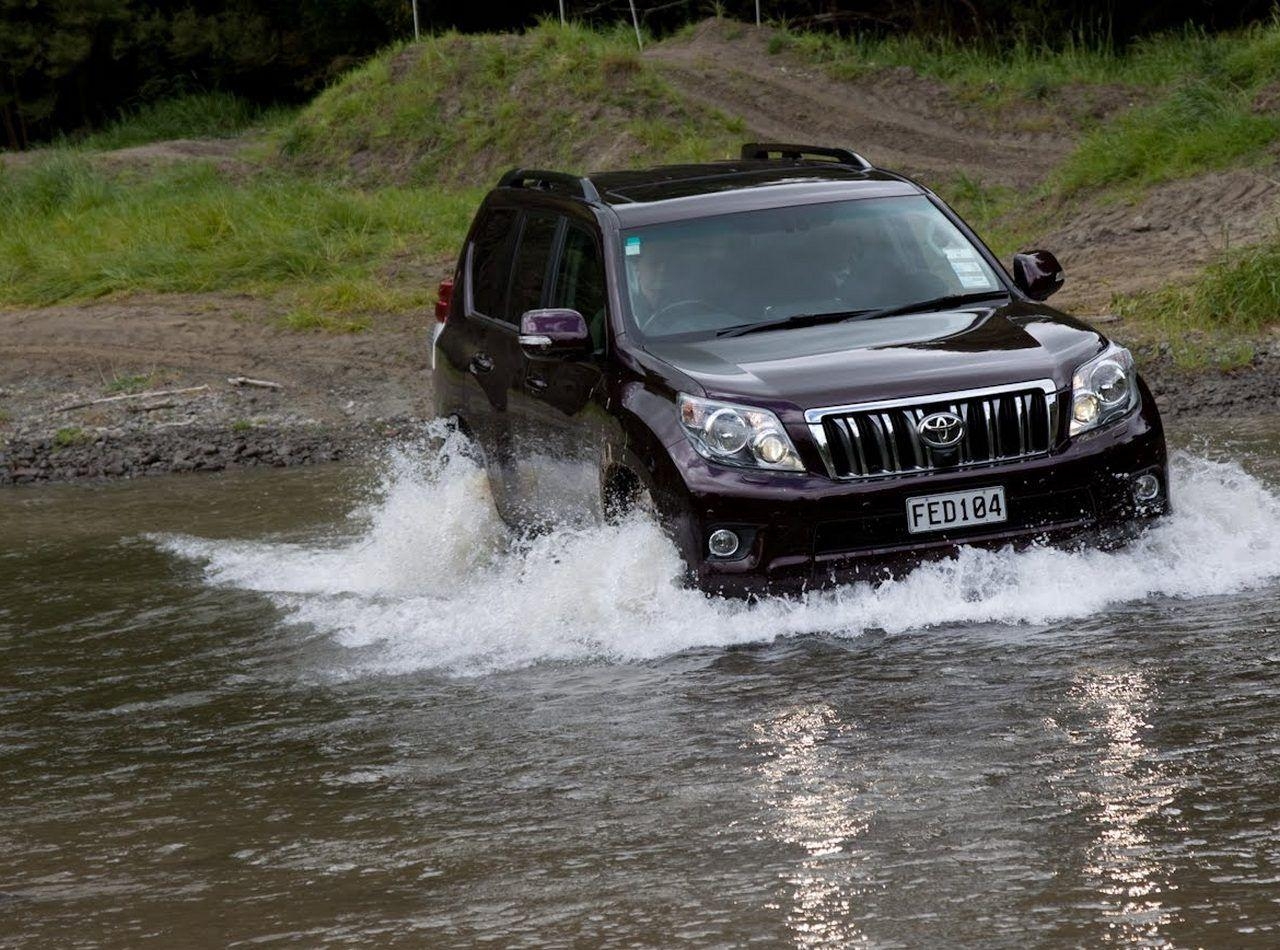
<box><xmin>455</xmin><ymin>202</ymin><xmax>523</xmax><ymax>517</ymax></box>
<box><xmin>514</xmin><ymin>218</ymin><xmax>610</xmax><ymax>525</ymax></box>
<box><xmin>489</xmin><ymin>208</ymin><xmax>561</xmax><ymax>523</ymax></box>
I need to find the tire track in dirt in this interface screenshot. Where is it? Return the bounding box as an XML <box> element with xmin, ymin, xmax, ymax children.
<box><xmin>1041</xmin><ymin>169</ymin><xmax>1280</xmax><ymax>310</ymax></box>
<box><xmin>647</xmin><ymin>22</ymin><xmax>1068</xmax><ymax>189</ymax></box>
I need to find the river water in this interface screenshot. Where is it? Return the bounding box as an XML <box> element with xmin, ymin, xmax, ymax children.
<box><xmin>3</xmin><ymin>419</ymin><xmax>1280</xmax><ymax>948</ymax></box>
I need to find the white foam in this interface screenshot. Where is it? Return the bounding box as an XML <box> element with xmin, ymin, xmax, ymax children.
<box><xmin>155</xmin><ymin>427</ymin><xmax>1280</xmax><ymax>676</ymax></box>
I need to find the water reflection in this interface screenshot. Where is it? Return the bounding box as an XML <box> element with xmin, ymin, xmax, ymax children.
<box><xmin>1069</xmin><ymin>669</ymin><xmax>1182</xmax><ymax>947</ymax></box>
<box><xmin>751</xmin><ymin>703</ymin><xmax>872</xmax><ymax>948</ymax></box>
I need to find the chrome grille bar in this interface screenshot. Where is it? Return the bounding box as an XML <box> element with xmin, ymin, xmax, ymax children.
<box><xmin>806</xmin><ymin>380</ymin><xmax>1060</xmax><ymax>480</ymax></box>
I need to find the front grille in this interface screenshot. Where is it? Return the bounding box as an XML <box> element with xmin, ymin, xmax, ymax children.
<box><xmin>806</xmin><ymin>381</ymin><xmax>1060</xmax><ymax>480</ymax></box>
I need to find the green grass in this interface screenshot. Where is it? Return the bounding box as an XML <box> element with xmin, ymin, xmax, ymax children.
<box><xmin>1115</xmin><ymin>234</ymin><xmax>1280</xmax><ymax>367</ymax></box>
<box><xmin>54</xmin><ymin>426</ymin><xmax>86</xmax><ymax>447</ymax></box>
<box><xmin>1059</xmin><ymin>79</ymin><xmax>1280</xmax><ymax>194</ymax></box>
<box><xmin>281</xmin><ymin>307</ymin><xmax>370</xmax><ymax>333</ymax></box>
<box><xmin>935</xmin><ymin>172</ymin><xmax>1033</xmax><ymax>259</ymax></box>
<box><xmin>0</xmin><ymin>156</ymin><xmax>478</xmax><ymax>321</ymax></box>
<box><xmin>106</xmin><ymin>372</ymin><xmax>153</xmax><ymax>394</ymax></box>
<box><xmin>772</xmin><ymin>25</ymin><xmax>1199</xmax><ymax>98</ymax></box>
<box><xmin>278</xmin><ymin>20</ymin><xmax>741</xmax><ymax>187</ymax></box>
<box><xmin>1118</xmin><ymin>235</ymin><xmax>1280</xmax><ymax>333</ymax></box>
<box><xmin>72</xmin><ymin>93</ymin><xmax>288</xmax><ymax>151</ymax></box>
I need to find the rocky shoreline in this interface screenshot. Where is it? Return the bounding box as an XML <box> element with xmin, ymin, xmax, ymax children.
<box><xmin>0</xmin><ymin>417</ymin><xmax>433</xmax><ymax>486</ymax></box>
<box><xmin>4</xmin><ymin>424</ymin><xmax>349</xmax><ymax>486</ymax></box>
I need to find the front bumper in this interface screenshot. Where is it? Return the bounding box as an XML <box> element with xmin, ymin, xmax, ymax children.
<box><xmin>662</xmin><ymin>397</ymin><xmax>1168</xmax><ymax>597</ymax></box>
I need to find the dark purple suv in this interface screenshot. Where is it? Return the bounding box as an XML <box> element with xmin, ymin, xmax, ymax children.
<box><xmin>433</xmin><ymin>144</ymin><xmax>1168</xmax><ymax>595</ymax></box>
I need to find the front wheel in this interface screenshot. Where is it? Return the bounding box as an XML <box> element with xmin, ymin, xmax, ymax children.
<box><xmin>602</xmin><ymin>468</ymin><xmax>656</xmax><ymax>523</ymax></box>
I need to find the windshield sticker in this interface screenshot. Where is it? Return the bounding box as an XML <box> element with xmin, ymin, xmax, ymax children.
<box><xmin>943</xmin><ymin>246</ymin><xmax>991</xmax><ymax>288</ymax></box>
<box><xmin>625</xmin><ymin>236</ymin><xmax>641</xmax><ymax>256</ymax></box>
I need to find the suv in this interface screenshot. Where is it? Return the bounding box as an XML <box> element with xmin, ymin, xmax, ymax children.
<box><xmin>432</xmin><ymin>143</ymin><xmax>1168</xmax><ymax>595</ymax></box>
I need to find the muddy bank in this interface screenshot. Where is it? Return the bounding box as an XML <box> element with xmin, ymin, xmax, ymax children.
<box><xmin>1133</xmin><ymin>337</ymin><xmax>1280</xmax><ymax>420</ymax></box>
<box><xmin>3</xmin><ymin>335</ymin><xmax>1276</xmax><ymax>487</ymax></box>
<box><xmin>0</xmin><ymin>294</ymin><xmax>436</xmax><ymax>486</ymax></box>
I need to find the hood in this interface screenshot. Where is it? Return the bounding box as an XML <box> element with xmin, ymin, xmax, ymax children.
<box><xmin>642</xmin><ymin>302</ymin><xmax>1107</xmax><ymax>411</ymax></box>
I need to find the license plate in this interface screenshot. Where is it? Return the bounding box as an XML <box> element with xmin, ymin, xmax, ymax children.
<box><xmin>906</xmin><ymin>486</ymin><xmax>1007</xmax><ymax>534</ymax></box>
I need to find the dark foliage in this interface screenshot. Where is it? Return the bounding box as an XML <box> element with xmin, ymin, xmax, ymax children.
<box><xmin>0</xmin><ymin>0</ymin><xmax>409</xmax><ymax>148</ymax></box>
<box><xmin>1</xmin><ymin>0</ymin><xmax>1274</xmax><ymax>148</ymax></box>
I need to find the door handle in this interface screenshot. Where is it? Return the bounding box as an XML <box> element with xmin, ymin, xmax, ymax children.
<box><xmin>527</xmin><ymin>376</ymin><xmax>549</xmax><ymax>395</ymax></box>
<box><xmin>469</xmin><ymin>353</ymin><xmax>494</xmax><ymax>375</ymax></box>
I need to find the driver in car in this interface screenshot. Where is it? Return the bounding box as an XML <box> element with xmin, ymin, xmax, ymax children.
<box><xmin>627</xmin><ymin>236</ymin><xmax>704</xmax><ymax>327</ymax></box>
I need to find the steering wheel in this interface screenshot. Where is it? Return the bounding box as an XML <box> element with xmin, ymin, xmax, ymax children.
<box><xmin>639</xmin><ymin>297</ymin><xmax>719</xmax><ymax>332</ymax></box>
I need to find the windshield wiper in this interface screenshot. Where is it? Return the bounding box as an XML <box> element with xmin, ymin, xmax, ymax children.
<box><xmin>716</xmin><ymin>308</ymin><xmax>874</xmax><ymax>338</ymax></box>
<box><xmin>843</xmin><ymin>290</ymin><xmax>1011</xmax><ymax>324</ymax></box>
<box><xmin>715</xmin><ymin>291</ymin><xmax>1009</xmax><ymax>340</ymax></box>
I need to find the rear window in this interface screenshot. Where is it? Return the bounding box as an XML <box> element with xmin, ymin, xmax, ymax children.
<box><xmin>468</xmin><ymin>207</ymin><xmax>518</xmax><ymax>319</ymax></box>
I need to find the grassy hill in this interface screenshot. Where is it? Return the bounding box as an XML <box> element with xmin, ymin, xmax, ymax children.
<box><xmin>0</xmin><ymin>23</ymin><xmax>746</xmax><ymax>331</ymax></box>
<box><xmin>277</xmin><ymin>24</ymin><xmax>742</xmax><ymax>187</ymax></box>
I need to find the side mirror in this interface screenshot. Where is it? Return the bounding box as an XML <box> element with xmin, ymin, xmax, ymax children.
<box><xmin>518</xmin><ymin>308</ymin><xmax>590</xmax><ymax>357</ymax></box>
<box><xmin>1012</xmin><ymin>250</ymin><xmax>1065</xmax><ymax>301</ymax></box>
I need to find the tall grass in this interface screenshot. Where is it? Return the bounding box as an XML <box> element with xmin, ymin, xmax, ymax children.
<box><xmin>1118</xmin><ymin>236</ymin><xmax>1280</xmax><ymax>336</ymax></box>
<box><xmin>0</xmin><ymin>156</ymin><xmax>478</xmax><ymax>319</ymax></box>
<box><xmin>1058</xmin><ymin>82</ymin><xmax>1280</xmax><ymax>193</ymax></box>
<box><xmin>70</xmin><ymin>93</ymin><xmax>289</xmax><ymax>151</ymax></box>
<box><xmin>771</xmin><ymin>25</ymin><xmax>1210</xmax><ymax>98</ymax></box>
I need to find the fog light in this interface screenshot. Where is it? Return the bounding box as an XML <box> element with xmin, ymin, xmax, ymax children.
<box><xmin>1133</xmin><ymin>473</ymin><xmax>1161</xmax><ymax>503</ymax></box>
<box><xmin>708</xmin><ymin>528</ymin><xmax>740</xmax><ymax>558</ymax></box>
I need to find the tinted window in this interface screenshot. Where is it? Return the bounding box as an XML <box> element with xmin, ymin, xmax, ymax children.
<box><xmin>506</xmin><ymin>212</ymin><xmax>560</xmax><ymax>323</ymax></box>
<box><xmin>551</xmin><ymin>225</ymin><xmax>607</xmax><ymax>351</ymax></box>
<box><xmin>469</xmin><ymin>207</ymin><xmax>518</xmax><ymax>319</ymax></box>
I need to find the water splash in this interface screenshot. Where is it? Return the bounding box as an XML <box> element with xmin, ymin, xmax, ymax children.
<box><xmin>155</xmin><ymin>427</ymin><xmax>1280</xmax><ymax>676</ymax></box>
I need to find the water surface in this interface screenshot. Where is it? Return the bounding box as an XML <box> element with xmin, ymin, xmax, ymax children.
<box><xmin>3</xmin><ymin>419</ymin><xmax>1280</xmax><ymax>948</ymax></box>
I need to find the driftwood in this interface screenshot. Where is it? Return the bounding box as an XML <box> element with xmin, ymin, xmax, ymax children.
<box><xmin>227</xmin><ymin>376</ymin><xmax>283</xmax><ymax>390</ymax></box>
<box><xmin>56</xmin><ymin>385</ymin><xmax>210</xmax><ymax>413</ymax></box>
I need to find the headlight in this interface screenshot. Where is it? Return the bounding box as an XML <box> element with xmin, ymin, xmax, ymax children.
<box><xmin>677</xmin><ymin>394</ymin><xmax>804</xmax><ymax>472</ymax></box>
<box><xmin>1070</xmin><ymin>343</ymin><xmax>1139</xmax><ymax>436</ymax></box>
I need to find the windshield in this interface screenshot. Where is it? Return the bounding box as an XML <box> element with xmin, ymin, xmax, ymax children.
<box><xmin>620</xmin><ymin>195</ymin><xmax>1004</xmax><ymax>340</ymax></box>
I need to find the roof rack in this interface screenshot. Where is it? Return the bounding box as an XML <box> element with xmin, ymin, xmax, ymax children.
<box><xmin>740</xmin><ymin>142</ymin><xmax>872</xmax><ymax>170</ymax></box>
<box><xmin>497</xmin><ymin>168</ymin><xmax>601</xmax><ymax>203</ymax></box>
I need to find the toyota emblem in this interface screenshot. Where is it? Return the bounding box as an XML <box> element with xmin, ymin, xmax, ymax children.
<box><xmin>917</xmin><ymin>411</ymin><xmax>965</xmax><ymax>450</ymax></box>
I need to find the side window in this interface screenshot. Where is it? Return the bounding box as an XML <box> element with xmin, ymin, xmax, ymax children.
<box><xmin>551</xmin><ymin>225</ymin><xmax>607</xmax><ymax>351</ymax></box>
<box><xmin>506</xmin><ymin>212</ymin><xmax>560</xmax><ymax>324</ymax></box>
<box><xmin>469</xmin><ymin>208</ymin><xmax>518</xmax><ymax>319</ymax></box>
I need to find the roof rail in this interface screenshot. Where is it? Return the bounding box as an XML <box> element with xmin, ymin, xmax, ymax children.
<box><xmin>497</xmin><ymin>168</ymin><xmax>601</xmax><ymax>203</ymax></box>
<box><xmin>740</xmin><ymin>142</ymin><xmax>872</xmax><ymax>170</ymax></box>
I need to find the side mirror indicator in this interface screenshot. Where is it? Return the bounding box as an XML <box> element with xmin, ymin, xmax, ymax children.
<box><xmin>519</xmin><ymin>308</ymin><xmax>590</xmax><ymax>357</ymax></box>
<box><xmin>1012</xmin><ymin>250</ymin><xmax>1065</xmax><ymax>301</ymax></box>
